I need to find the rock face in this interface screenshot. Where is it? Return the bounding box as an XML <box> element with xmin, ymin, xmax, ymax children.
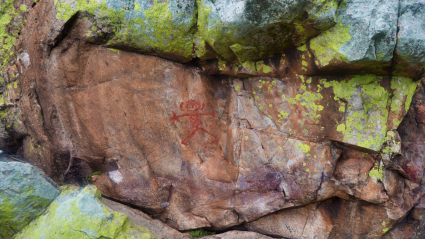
<box><xmin>0</xmin><ymin>161</ymin><xmax>59</xmax><ymax>239</ymax></box>
<box><xmin>1</xmin><ymin>0</ymin><xmax>425</xmax><ymax>238</ymax></box>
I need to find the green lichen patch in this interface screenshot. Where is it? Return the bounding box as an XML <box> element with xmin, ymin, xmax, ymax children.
<box><xmin>369</xmin><ymin>162</ymin><xmax>384</xmax><ymax>181</ymax></box>
<box><xmin>321</xmin><ymin>75</ymin><xmax>416</xmax><ymax>152</ymax></box>
<box><xmin>14</xmin><ymin>185</ymin><xmax>157</xmax><ymax>239</ymax></box>
<box><xmin>296</xmin><ymin>142</ymin><xmax>311</xmax><ymax>154</ymax></box>
<box><xmin>1</xmin><ymin>0</ymin><xmax>26</xmax><ymax>77</ymax></box>
<box><xmin>309</xmin><ymin>21</ymin><xmax>351</xmax><ymax>67</ymax></box>
<box><xmin>390</xmin><ymin>77</ymin><xmax>418</xmax><ymax>127</ymax></box>
<box><xmin>0</xmin><ymin>162</ymin><xmax>59</xmax><ymax>239</ymax></box>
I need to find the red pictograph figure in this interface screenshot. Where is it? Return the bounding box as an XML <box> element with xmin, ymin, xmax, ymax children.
<box><xmin>170</xmin><ymin>99</ymin><xmax>218</xmax><ymax>146</ymax></box>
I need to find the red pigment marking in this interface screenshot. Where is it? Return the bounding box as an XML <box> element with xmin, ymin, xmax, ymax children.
<box><xmin>170</xmin><ymin>99</ymin><xmax>218</xmax><ymax>146</ymax></box>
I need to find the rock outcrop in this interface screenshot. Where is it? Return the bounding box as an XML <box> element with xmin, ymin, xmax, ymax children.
<box><xmin>1</xmin><ymin>0</ymin><xmax>425</xmax><ymax>238</ymax></box>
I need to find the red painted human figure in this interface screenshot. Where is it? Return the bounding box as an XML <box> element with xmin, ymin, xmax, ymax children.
<box><xmin>170</xmin><ymin>99</ymin><xmax>218</xmax><ymax>146</ymax></box>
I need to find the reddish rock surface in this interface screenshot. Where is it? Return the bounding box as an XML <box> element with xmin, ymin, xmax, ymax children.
<box><xmin>1</xmin><ymin>0</ymin><xmax>425</xmax><ymax>238</ymax></box>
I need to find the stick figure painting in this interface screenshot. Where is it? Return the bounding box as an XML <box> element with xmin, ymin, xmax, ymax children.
<box><xmin>170</xmin><ymin>99</ymin><xmax>218</xmax><ymax>146</ymax></box>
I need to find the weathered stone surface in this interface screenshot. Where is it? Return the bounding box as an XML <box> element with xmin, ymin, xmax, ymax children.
<box><xmin>384</xmin><ymin>195</ymin><xmax>425</xmax><ymax>239</ymax></box>
<box><xmin>0</xmin><ymin>0</ymin><xmax>32</xmax><ymax>152</ymax></box>
<box><xmin>245</xmin><ymin>202</ymin><xmax>334</xmax><ymax>239</ymax></box>
<box><xmin>14</xmin><ymin>185</ymin><xmax>159</xmax><ymax>239</ymax></box>
<box><xmin>395</xmin><ymin>80</ymin><xmax>425</xmax><ymax>184</ymax></box>
<box><xmin>394</xmin><ymin>0</ymin><xmax>425</xmax><ymax>78</ymax></box>
<box><xmin>238</xmin><ymin>75</ymin><xmax>416</xmax><ymax>152</ymax></box>
<box><xmin>246</xmin><ymin>197</ymin><xmax>402</xmax><ymax>239</ymax></box>
<box><xmin>3</xmin><ymin>0</ymin><xmax>425</xmax><ymax>236</ymax></box>
<box><xmin>246</xmin><ymin>144</ymin><xmax>425</xmax><ymax>238</ymax></box>
<box><xmin>0</xmin><ymin>161</ymin><xmax>59</xmax><ymax>239</ymax></box>
<box><xmin>54</xmin><ymin>0</ymin><xmax>197</xmax><ymax>63</ymax></box>
<box><xmin>309</xmin><ymin>0</ymin><xmax>398</xmax><ymax>72</ymax></box>
<box><xmin>104</xmin><ymin>198</ymin><xmax>190</xmax><ymax>239</ymax></box>
<box><xmin>10</xmin><ymin>1</ymin><xmax>419</xmax><ymax>232</ymax></box>
<box><xmin>202</xmin><ymin>231</ymin><xmax>277</xmax><ymax>239</ymax></box>
<box><xmin>196</xmin><ymin>0</ymin><xmax>339</xmax><ymax>63</ymax></box>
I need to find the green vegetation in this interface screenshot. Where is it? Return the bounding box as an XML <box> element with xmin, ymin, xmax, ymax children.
<box><xmin>190</xmin><ymin>229</ymin><xmax>215</xmax><ymax>238</ymax></box>
<box><xmin>86</xmin><ymin>171</ymin><xmax>102</xmax><ymax>181</ymax></box>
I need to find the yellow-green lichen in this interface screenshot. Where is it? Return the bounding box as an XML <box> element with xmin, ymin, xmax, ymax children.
<box><xmin>296</xmin><ymin>142</ymin><xmax>311</xmax><ymax>153</ymax></box>
<box><xmin>256</xmin><ymin>61</ymin><xmax>271</xmax><ymax>74</ymax></box>
<box><xmin>310</xmin><ymin>21</ymin><xmax>352</xmax><ymax>67</ymax></box>
<box><xmin>321</xmin><ymin>75</ymin><xmax>394</xmax><ymax>151</ymax></box>
<box><xmin>20</xmin><ymin>5</ymin><xmax>27</xmax><ymax>12</ymax></box>
<box><xmin>390</xmin><ymin>77</ymin><xmax>418</xmax><ymax>127</ymax></box>
<box><xmin>1</xmin><ymin>0</ymin><xmax>25</xmax><ymax>77</ymax></box>
<box><xmin>369</xmin><ymin>163</ymin><xmax>384</xmax><ymax>181</ymax></box>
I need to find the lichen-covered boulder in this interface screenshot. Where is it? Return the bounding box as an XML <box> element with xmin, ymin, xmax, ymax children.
<box><xmin>14</xmin><ymin>185</ymin><xmax>158</xmax><ymax>239</ymax></box>
<box><xmin>196</xmin><ymin>0</ymin><xmax>340</xmax><ymax>63</ymax></box>
<box><xmin>309</xmin><ymin>0</ymin><xmax>399</xmax><ymax>71</ymax></box>
<box><xmin>54</xmin><ymin>0</ymin><xmax>197</xmax><ymax>63</ymax></box>
<box><xmin>0</xmin><ymin>161</ymin><xmax>59</xmax><ymax>239</ymax></box>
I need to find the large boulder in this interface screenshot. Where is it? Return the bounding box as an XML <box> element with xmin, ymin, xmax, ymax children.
<box><xmin>0</xmin><ymin>161</ymin><xmax>59</xmax><ymax>239</ymax></box>
<box><xmin>308</xmin><ymin>0</ymin><xmax>399</xmax><ymax>72</ymax></box>
<box><xmin>14</xmin><ymin>185</ymin><xmax>158</xmax><ymax>239</ymax></box>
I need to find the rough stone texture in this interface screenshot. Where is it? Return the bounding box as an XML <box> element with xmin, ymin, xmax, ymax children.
<box><xmin>54</xmin><ymin>0</ymin><xmax>197</xmax><ymax>63</ymax></box>
<box><xmin>202</xmin><ymin>231</ymin><xmax>278</xmax><ymax>239</ymax></box>
<box><xmin>14</xmin><ymin>185</ymin><xmax>159</xmax><ymax>239</ymax></box>
<box><xmin>394</xmin><ymin>80</ymin><xmax>425</xmax><ymax>185</ymax></box>
<box><xmin>246</xmin><ymin>145</ymin><xmax>425</xmax><ymax>238</ymax></box>
<box><xmin>0</xmin><ymin>0</ymin><xmax>32</xmax><ymax>153</ymax></box>
<box><xmin>384</xmin><ymin>195</ymin><xmax>425</xmax><ymax>239</ymax></box>
<box><xmin>309</xmin><ymin>0</ymin><xmax>399</xmax><ymax>72</ymax></box>
<box><xmin>0</xmin><ymin>161</ymin><xmax>59</xmax><ymax>239</ymax></box>
<box><xmin>394</xmin><ymin>0</ymin><xmax>425</xmax><ymax>78</ymax></box>
<box><xmin>16</xmin><ymin>18</ymin><xmax>416</xmax><ymax>229</ymax></box>
<box><xmin>196</xmin><ymin>0</ymin><xmax>339</xmax><ymax>63</ymax></box>
<box><xmin>2</xmin><ymin>0</ymin><xmax>425</xmax><ymax>238</ymax></box>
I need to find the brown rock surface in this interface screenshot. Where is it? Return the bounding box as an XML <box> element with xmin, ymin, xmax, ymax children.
<box><xmin>2</xmin><ymin>0</ymin><xmax>425</xmax><ymax>238</ymax></box>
